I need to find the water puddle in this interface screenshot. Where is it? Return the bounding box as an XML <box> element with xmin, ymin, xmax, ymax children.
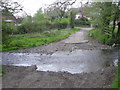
<box><xmin>1</xmin><ymin>49</ymin><xmax>119</xmax><ymax>74</ymax></box>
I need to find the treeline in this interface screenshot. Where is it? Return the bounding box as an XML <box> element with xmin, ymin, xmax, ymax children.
<box><xmin>2</xmin><ymin>9</ymin><xmax>90</xmax><ymax>35</ymax></box>
<box><xmin>2</xmin><ymin>0</ymin><xmax>91</xmax><ymax>36</ymax></box>
<box><xmin>2</xmin><ymin>9</ymin><xmax>70</xmax><ymax>35</ymax></box>
<box><xmin>84</xmin><ymin>2</ymin><xmax>120</xmax><ymax>44</ymax></box>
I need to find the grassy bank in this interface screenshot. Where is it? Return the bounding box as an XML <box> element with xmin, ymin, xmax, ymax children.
<box><xmin>88</xmin><ymin>29</ymin><xmax>119</xmax><ymax>88</ymax></box>
<box><xmin>88</xmin><ymin>29</ymin><xmax>117</xmax><ymax>45</ymax></box>
<box><xmin>1</xmin><ymin>28</ymin><xmax>80</xmax><ymax>51</ymax></box>
<box><xmin>0</xmin><ymin>66</ymin><xmax>2</xmax><ymax>76</ymax></box>
<box><xmin>112</xmin><ymin>61</ymin><xmax>120</xmax><ymax>88</ymax></box>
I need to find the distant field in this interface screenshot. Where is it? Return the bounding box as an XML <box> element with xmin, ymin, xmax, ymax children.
<box><xmin>1</xmin><ymin>28</ymin><xmax>80</xmax><ymax>51</ymax></box>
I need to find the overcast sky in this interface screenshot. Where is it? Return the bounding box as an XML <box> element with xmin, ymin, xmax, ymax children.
<box><xmin>12</xmin><ymin>0</ymin><xmax>118</xmax><ymax>17</ymax></box>
<box><xmin>12</xmin><ymin>0</ymin><xmax>87</xmax><ymax>17</ymax></box>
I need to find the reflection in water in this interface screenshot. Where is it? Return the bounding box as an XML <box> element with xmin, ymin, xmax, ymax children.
<box><xmin>2</xmin><ymin>49</ymin><xmax>118</xmax><ymax>74</ymax></box>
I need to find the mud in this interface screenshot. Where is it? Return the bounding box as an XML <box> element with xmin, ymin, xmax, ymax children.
<box><xmin>2</xmin><ymin>27</ymin><xmax>119</xmax><ymax>88</ymax></box>
<box><xmin>2</xmin><ymin>65</ymin><xmax>116</xmax><ymax>88</ymax></box>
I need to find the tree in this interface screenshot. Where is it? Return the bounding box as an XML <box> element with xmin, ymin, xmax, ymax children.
<box><xmin>83</xmin><ymin>2</ymin><xmax>113</xmax><ymax>32</ymax></box>
<box><xmin>1</xmin><ymin>0</ymin><xmax>23</xmax><ymax>34</ymax></box>
<box><xmin>1</xmin><ymin>0</ymin><xmax>23</xmax><ymax>16</ymax></box>
<box><xmin>1</xmin><ymin>0</ymin><xmax>23</xmax><ymax>44</ymax></box>
<box><xmin>70</xmin><ymin>10</ymin><xmax>76</xmax><ymax>28</ymax></box>
<box><xmin>45</xmin><ymin>0</ymin><xmax>76</xmax><ymax>19</ymax></box>
<box><xmin>116</xmin><ymin>1</ymin><xmax>120</xmax><ymax>37</ymax></box>
<box><xmin>33</xmin><ymin>8</ymin><xmax>45</xmax><ymax>22</ymax></box>
<box><xmin>83</xmin><ymin>1</ymin><xmax>120</xmax><ymax>44</ymax></box>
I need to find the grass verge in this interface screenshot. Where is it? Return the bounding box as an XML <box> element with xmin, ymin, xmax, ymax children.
<box><xmin>0</xmin><ymin>66</ymin><xmax>2</xmax><ymax>76</ymax></box>
<box><xmin>88</xmin><ymin>29</ymin><xmax>119</xmax><ymax>88</ymax></box>
<box><xmin>1</xmin><ymin>28</ymin><xmax>80</xmax><ymax>51</ymax></box>
<box><xmin>88</xmin><ymin>29</ymin><xmax>117</xmax><ymax>45</ymax></box>
<box><xmin>112</xmin><ymin>61</ymin><xmax>120</xmax><ymax>88</ymax></box>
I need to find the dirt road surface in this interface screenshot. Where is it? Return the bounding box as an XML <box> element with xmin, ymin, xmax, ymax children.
<box><xmin>2</xmin><ymin>27</ymin><xmax>118</xmax><ymax>88</ymax></box>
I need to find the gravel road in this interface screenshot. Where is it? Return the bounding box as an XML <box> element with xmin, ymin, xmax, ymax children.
<box><xmin>2</xmin><ymin>27</ymin><xmax>118</xmax><ymax>88</ymax></box>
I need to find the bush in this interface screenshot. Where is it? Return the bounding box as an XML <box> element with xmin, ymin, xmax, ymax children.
<box><xmin>74</xmin><ymin>17</ymin><xmax>90</xmax><ymax>26</ymax></box>
<box><xmin>60</xmin><ymin>18</ymin><xmax>69</xmax><ymax>29</ymax></box>
<box><xmin>70</xmin><ymin>11</ymin><xmax>75</xmax><ymax>28</ymax></box>
<box><xmin>2</xmin><ymin>22</ymin><xmax>18</xmax><ymax>35</ymax></box>
<box><xmin>99</xmin><ymin>34</ymin><xmax>108</xmax><ymax>44</ymax></box>
<box><xmin>52</xmin><ymin>18</ymin><xmax>69</xmax><ymax>29</ymax></box>
<box><xmin>17</xmin><ymin>22</ymin><xmax>33</xmax><ymax>34</ymax></box>
<box><xmin>88</xmin><ymin>29</ymin><xmax>116</xmax><ymax>45</ymax></box>
<box><xmin>18</xmin><ymin>18</ymin><xmax>52</xmax><ymax>34</ymax></box>
<box><xmin>106</xmin><ymin>38</ymin><xmax>116</xmax><ymax>45</ymax></box>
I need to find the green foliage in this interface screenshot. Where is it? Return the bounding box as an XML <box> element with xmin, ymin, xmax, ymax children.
<box><xmin>106</xmin><ymin>37</ymin><xmax>116</xmax><ymax>45</ymax></box>
<box><xmin>74</xmin><ymin>17</ymin><xmax>90</xmax><ymax>26</ymax></box>
<box><xmin>88</xmin><ymin>29</ymin><xmax>116</xmax><ymax>45</ymax></box>
<box><xmin>18</xmin><ymin>19</ymin><xmax>33</xmax><ymax>33</ymax></box>
<box><xmin>17</xmin><ymin>9</ymin><xmax>52</xmax><ymax>34</ymax></box>
<box><xmin>33</xmin><ymin>8</ymin><xmax>45</xmax><ymax>22</ymax></box>
<box><xmin>1</xmin><ymin>28</ymin><xmax>79</xmax><ymax>51</ymax></box>
<box><xmin>83</xmin><ymin>2</ymin><xmax>119</xmax><ymax>35</ymax></box>
<box><xmin>70</xmin><ymin>10</ymin><xmax>76</xmax><ymax>28</ymax></box>
<box><xmin>112</xmin><ymin>61</ymin><xmax>120</xmax><ymax>88</ymax></box>
<box><xmin>0</xmin><ymin>65</ymin><xmax>2</xmax><ymax>76</ymax></box>
<box><xmin>2</xmin><ymin>21</ymin><xmax>18</xmax><ymax>35</ymax></box>
<box><xmin>52</xmin><ymin>18</ymin><xmax>69</xmax><ymax>29</ymax></box>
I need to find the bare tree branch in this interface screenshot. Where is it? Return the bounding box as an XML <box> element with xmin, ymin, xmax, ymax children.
<box><xmin>46</xmin><ymin>0</ymin><xmax>76</xmax><ymax>18</ymax></box>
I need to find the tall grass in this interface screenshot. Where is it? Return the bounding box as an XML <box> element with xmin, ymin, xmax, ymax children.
<box><xmin>112</xmin><ymin>61</ymin><xmax>120</xmax><ymax>88</ymax></box>
<box><xmin>88</xmin><ymin>29</ymin><xmax>119</xmax><ymax>88</ymax></box>
<box><xmin>88</xmin><ymin>29</ymin><xmax>117</xmax><ymax>45</ymax></box>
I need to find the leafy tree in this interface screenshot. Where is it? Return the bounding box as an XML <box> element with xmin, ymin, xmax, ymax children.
<box><xmin>45</xmin><ymin>0</ymin><xmax>76</xmax><ymax>19</ymax></box>
<box><xmin>33</xmin><ymin>8</ymin><xmax>51</xmax><ymax>30</ymax></box>
<box><xmin>53</xmin><ymin>18</ymin><xmax>69</xmax><ymax>29</ymax></box>
<box><xmin>1</xmin><ymin>0</ymin><xmax>23</xmax><ymax>16</ymax></box>
<box><xmin>1</xmin><ymin>0</ymin><xmax>23</xmax><ymax>45</ymax></box>
<box><xmin>83</xmin><ymin>2</ymin><xmax>117</xmax><ymax>34</ymax></box>
<box><xmin>70</xmin><ymin>10</ymin><xmax>76</xmax><ymax>28</ymax></box>
<box><xmin>33</xmin><ymin>8</ymin><xmax>45</xmax><ymax>22</ymax></box>
<box><xmin>116</xmin><ymin>1</ymin><xmax>120</xmax><ymax>37</ymax></box>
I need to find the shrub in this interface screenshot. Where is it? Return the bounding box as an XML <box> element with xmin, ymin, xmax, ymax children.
<box><xmin>106</xmin><ymin>38</ymin><xmax>116</xmax><ymax>45</ymax></box>
<box><xmin>88</xmin><ymin>29</ymin><xmax>117</xmax><ymax>45</ymax></box>
<box><xmin>52</xmin><ymin>18</ymin><xmax>69</xmax><ymax>29</ymax></box>
<box><xmin>2</xmin><ymin>21</ymin><xmax>18</xmax><ymax>35</ymax></box>
<box><xmin>70</xmin><ymin>11</ymin><xmax>75</xmax><ymax>28</ymax></box>
<box><xmin>99</xmin><ymin>34</ymin><xmax>108</xmax><ymax>44</ymax></box>
<box><xmin>60</xmin><ymin>18</ymin><xmax>69</xmax><ymax>29</ymax></box>
<box><xmin>74</xmin><ymin>17</ymin><xmax>90</xmax><ymax>26</ymax></box>
<box><xmin>18</xmin><ymin>18</ymin><xmax>52</xmax><ymax>34</ymax></box>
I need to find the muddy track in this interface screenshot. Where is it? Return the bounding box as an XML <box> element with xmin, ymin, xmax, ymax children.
<box><xmin>3</xmin><ymin>65</ymin><xmax>116</xmax><ymax>88</ymax></box>
<box><xmin>8</xmin><ymin>28</ymin><xmax>112</xmax><ymax>54</ymax></box>
<box><xmin>2</xmin><ymin>27</ymin><xmax>118</xmax><ymax>88</ymax></box>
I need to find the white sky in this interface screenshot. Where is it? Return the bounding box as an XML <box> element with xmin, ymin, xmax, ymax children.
<box><xmin>12</xmin><ymin>0</ymin><xmax>87</xmax><ymax>17</ymax></box>
<box><xmin>12</xmin><ymin>0</ymin><xmax>56</xmax><ymax>16</ymax></box>
<box><xmin>12</xmin><ymin>0</ymin><xmax>120</xmax><ymax>17</ymax></box>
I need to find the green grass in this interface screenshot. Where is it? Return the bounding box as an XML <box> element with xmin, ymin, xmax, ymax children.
<box><xmin>112</xmin><ymin>61</ymin><xmax>120</xmax><ymax>88</ymax></box>
<box><xmin>1</xmin><ymin>28</ymin><xmax>80</xmax><ymax>51</ymax></box>
<box><xmin>0</xmin><ymin>66</ymin><xmax>2</xmax><ymax>75</ymax></box>
<box><xmin>88</xmin><ymin>29</ymin><xmax>117</xmax><ymax>45</ymax></box>
<box><xmin>0</xmin><ymin>65</ymin><xmax>3</xmax><ymax>76</ymax></box>
<box><xmin>0</xmin><ymin>65</ymin><xmax>6</xmax><ymax>76</ymax></box>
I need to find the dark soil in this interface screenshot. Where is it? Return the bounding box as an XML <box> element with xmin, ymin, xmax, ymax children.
<box><xmin>2</xmin><ymin>28</ymin><xmax>117</xmax><ymax>88</ymax></box>
<box><xmin>2</xmin><ymin>65</ymin><xmax>116</xmax><ymax>88</ymax></box>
